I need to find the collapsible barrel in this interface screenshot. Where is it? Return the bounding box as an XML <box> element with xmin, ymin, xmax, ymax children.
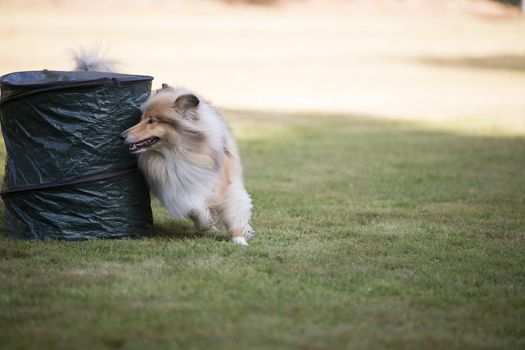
<box><xmin>0</xmin><ymin>70</ymin><xmax>154</xmax><ymax>239</ymax></box>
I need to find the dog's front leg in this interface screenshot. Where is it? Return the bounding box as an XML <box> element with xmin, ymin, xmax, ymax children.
<box><xmin>189</xmin><ymin>209</ymin><xmax>217</xmax><ymax>233</ymax></box>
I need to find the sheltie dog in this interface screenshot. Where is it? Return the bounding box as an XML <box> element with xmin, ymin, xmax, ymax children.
<box><xmin>120</xmin><ymin>85</ymin><xmax>254</xmax><ymax>245</ymax></box>
<box><xmin>73</xmin><ymin>49</ymin><xmax>254</xmax><ymax>245</ymax></box>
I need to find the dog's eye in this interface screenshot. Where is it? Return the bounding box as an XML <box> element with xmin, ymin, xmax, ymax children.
<box><xmin>146</xmin><ymin>118</ymin><xmax>156</xmax><ymax>125</ymax></box>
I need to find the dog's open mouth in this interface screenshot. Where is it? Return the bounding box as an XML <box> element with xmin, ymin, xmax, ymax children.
<box><xmin>129</xmin><ymin>137</ymin><xmax>159</xmax><ymax>152</ymax></box>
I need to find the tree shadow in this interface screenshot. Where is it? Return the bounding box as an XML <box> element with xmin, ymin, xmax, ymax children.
<box><xmin>221</xmin><ymin>0</ymin><xmax>279</xmax><ymax>6</ymax></box>
<box><xmin>0</xmin><ymin>108</ymin><xmax>524</xmax><ymax>243</ymax></box>
<box><xmin>417</xmin><ymin>55</ymin><xmax>525</xmax><ymax>73</ymax></box>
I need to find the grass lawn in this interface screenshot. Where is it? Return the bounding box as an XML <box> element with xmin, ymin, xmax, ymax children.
<box><xmin>0</xmin><ymin>110</ymin><xmax>524</xmax><ymax>349</ymax></box>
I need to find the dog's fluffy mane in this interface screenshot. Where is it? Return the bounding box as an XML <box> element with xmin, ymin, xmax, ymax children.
<box><xmin>140</xmin><ymin>86</ymin><xmax>237</xmax><ymax>170</ymax></box>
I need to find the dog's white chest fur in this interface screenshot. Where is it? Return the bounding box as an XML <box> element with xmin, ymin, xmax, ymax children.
<box><xmin>139</xmin><ymin>150</ymin><xmax>218</xmax><ymax>219</ymax></box>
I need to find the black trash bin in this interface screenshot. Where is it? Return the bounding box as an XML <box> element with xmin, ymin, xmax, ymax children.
<box><xmin>0</xmin><ymin>70</ymin><xmax>154</xmax><ymax>240</ymax></box>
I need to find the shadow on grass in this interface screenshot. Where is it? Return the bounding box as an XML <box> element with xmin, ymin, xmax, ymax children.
<box><xmin>151</xmin><ymin>220</ymin><xmax>200</xmax><ymax>240</ymax></box>
<box><xmin>150</xmin><ymin>220</ymin><xmax>230</xmax><ymax>243</ymax></box>
<box><xmin>0</xmin><ymin>108</ymin><xmax>524</xmax><ymax>242</ymax></box>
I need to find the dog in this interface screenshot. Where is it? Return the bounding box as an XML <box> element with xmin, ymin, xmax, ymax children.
<box><xmin>73</xmin><ymin>50</ymin><xmax>254</xmax><ymax>245</ymax></box>
<box><xmin>120</xmin><ymin>85</ymin><xmax>254</xmax><ymax>245</ymax></box>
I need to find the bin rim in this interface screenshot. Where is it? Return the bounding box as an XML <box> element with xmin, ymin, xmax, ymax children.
<box><xmin>0</xmin><ymin>70</ymin><xmax>153</xmax><ymax>88</ymax></box>
<box><xmin>0</xmin><ymin>70</ymin><xmax>154</xmax><ymax>105</ymax></box>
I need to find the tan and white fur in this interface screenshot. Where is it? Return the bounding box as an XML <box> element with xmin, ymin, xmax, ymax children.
<box><xmin>121</xmin><ymin>85</ymin><xmax>254</xmax><ymax>245</ymax></box>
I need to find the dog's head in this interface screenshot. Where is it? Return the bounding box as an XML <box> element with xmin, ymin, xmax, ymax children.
<box><xmin>120</xmin><ymin>85</ymin><xmax>203</xmax><ymax>154</ymax></box>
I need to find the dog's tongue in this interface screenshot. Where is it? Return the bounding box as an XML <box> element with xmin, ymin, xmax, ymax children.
<box><xmin>129</xmin><ymin>137</ymin><xmax>159</xmax><ymax>152</ymax></box>
<box><xmin>136</xmin><ymin>139</ymin><xmax>149</xmax><ymax>147</ymax></box>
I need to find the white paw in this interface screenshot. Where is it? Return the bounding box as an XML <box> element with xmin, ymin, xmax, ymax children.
<box><xmin>231</xmin><ymin>236</ymin><xmax>248</xmax><ymax>246</ymax></box>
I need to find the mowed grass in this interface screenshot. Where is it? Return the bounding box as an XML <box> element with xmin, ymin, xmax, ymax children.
<box><xmin>1</xmin><ymin>1</ymin><xmax>524</xmax><ymax>348</ymax></box>
<box><xmin>0</xmin><ymin>111</ymin><xmax>524</xmax><ymax>350</ymax></box>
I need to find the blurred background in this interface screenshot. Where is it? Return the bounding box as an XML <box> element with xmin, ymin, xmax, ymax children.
<box><xmin>0</xmin><ymin>0</ymin><xmax>524</xmax><ymax>134</ymax></box>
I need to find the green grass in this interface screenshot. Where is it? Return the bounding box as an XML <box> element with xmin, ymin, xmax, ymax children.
<box><xmin>0</xmin><ymin>111</ymin><xmax>524</xmax><ymax>349</ymax></box>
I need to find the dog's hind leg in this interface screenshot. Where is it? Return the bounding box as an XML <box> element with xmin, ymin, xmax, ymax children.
<box><xmin>220</xmin><ymin>185</ymin><xmax>253</xmax><ymax>246</ymax></box>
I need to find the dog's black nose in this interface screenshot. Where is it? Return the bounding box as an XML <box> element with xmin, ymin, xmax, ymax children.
<box><xmin>119</xmin><ymin>131</ymin><xmax>128</xmax><ymax>141</ymax></box>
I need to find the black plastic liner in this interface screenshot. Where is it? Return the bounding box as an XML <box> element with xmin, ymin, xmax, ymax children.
<box><xmin>0</xmin><ymin>70</ymin><xmax>154</xmax><ymax>239</ymax></box>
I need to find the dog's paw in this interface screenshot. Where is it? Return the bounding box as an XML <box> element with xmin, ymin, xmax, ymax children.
<box><xmin>231</xmin><ymin>236</ymin><xmax>248</xmax><ymax>246</ymax></box>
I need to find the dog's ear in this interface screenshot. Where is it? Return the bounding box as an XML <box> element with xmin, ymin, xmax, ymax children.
<box><xmin>156</xmin><ymin>83</ymin><xmax>173</xmax><ymax>94</ymax></box>
<box><xmin>174</xmin><ymin>94</ymin><xmax>200</xmax><ymax>115</ymax></box>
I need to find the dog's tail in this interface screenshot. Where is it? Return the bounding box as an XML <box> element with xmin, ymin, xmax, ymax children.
<box><xmin>71</xmin><ymin>46</ymin><xmax>118</xmax><ymax>73</ymax></box>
